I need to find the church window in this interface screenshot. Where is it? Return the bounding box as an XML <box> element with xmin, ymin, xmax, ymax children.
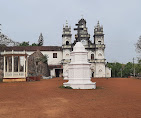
<box><xmin>98</xmin><ymin>41</ymin><xmax>101</xmax><ymax>44</ymax></box>
<box><xmin>66</xmin><ymin>41</ymin><xmax>69</xmax><ymax>45</ymax></box>
<box><xmin>53</xmin><ymin>53</ymin><xmax>57</xmax><ymax>58</ymax></box>
<box><xmin>91</xmin><ymin>54</ymin><xmax>94</xmax><ymax>60</ymax></box>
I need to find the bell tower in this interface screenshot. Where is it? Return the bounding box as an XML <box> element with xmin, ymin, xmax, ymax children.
<box><xmin>94</xmin><ymin>21</ymin><xmax>104</xmax><ymax>45</ymax></box>
<box><xmin>62</xmin><ymin>21</ymin><xmax>72</xmax><ymax>46</ymax></box>
<box><xmin>93</xmin><ymin>21</ymin><xmax>106</xmax><ymax>77</ymax></box>
<box><xmin>62</xmin><ymin>21</ymin><xmax>72</xmax><ymax>77</ymax></box>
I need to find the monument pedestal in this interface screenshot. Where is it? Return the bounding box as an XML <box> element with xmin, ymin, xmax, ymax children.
<box><xmin>63</xmin><ymin>81</ymin><xmax>96</xmax><ymax>89</ymax></box>
<box><xmin>63</xmin><ymin>42</ymin><xmax>96</xmax><ymax>89</ymax></box>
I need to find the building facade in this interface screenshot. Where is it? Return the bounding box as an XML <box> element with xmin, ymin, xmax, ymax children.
<box><xmin>0</xmin><ymin>18</ymin><xmax>111</xmax><ymax>78</ymax></box>
<box><xmin>62</xmin><ymin>19</ymin><xmax>111</xmax><ymax>78</ymax></box>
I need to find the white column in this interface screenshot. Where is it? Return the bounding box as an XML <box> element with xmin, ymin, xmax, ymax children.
<box><xmin>4</xmin><ymin>56</ymin><xmax>6</xmax><ymax>78</ymax></box>
<box><xmin>12</xmin><ymin>55</ymin><xmax>14</xmax><ymax>77</ymax></box>
<box><xmin>23</xmin><ymin>56</ymin><xmax>26</xmax><ymax>77</ymax></box>
<box><xmin>26</xmin><ymin>56</ymin><xmax>28</xmax><ymax>77</ymax></box>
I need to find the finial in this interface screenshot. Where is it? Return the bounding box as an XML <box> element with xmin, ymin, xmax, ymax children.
<box><xmin>0</xmin><ymin>24</ymin><xmax>1</xmax><ymax>31</ymax></box>
<box><xmin>66</xmin><ymin>20</ymin><xmax>68</xmax><ymax>26</ymax></box>
<box><xmin>98</xmin><ymin>21</ymin><xmax>99</xmax><ymax>25</ymax></box>
<box><xmin>81</xmin><ymin>15</ymin><xmax>83</xmax><ymax>19</ymax></box>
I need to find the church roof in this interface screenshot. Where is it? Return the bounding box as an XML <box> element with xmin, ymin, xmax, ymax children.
<box><xmin>0</xmin><ymin>46</ymin><xmax>62</xmax><ymax>51</ymax></box>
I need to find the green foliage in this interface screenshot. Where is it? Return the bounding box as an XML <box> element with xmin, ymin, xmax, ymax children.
<box><xmin>59</xmin><ymin>85</ymin><xmax>72</xmax><ymax>89</ymax></box>
<box><xmin>20</xmin><ymin>42</ymin><xmax>40</xmax><ymax>46</ymax></box>
<box><xmin>106</xmin><ymin>62</ymin><xmax>140</xmax><ymax>77</ymax></box>
<box><xmin>31</xmin><ymin>43</ymin><xmax>38</xmax><ymax>46</ymax></box>
<box><xmin>107</xmin><ymin>62</ymin><xmax>122</xmax><ymax>77</ymax></box>
<box><xmin>19</xmin><ymin>41</ymin><xmax>30</xmax><ymax>46</ymax></box>
<box><xmin>135</xmin><ymin>60</ymin><xmax>141</xmax><ymax>75</ymax></box>
<box><xmin>122</xmin><ymin>62</ymin><xmax>133</xmax><ymax>77</ymax></box>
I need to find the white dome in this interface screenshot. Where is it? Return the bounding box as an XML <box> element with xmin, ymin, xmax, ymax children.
<box><xmin>73</xmin><ymin>42</ymin><xmax>86</xmax><ymax>52</ymax></box>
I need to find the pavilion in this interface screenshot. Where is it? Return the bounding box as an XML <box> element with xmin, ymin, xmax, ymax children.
<box><xmin>2</xmin><ymin>50</ymin><xmax>28</xmax><ymax>82</ymax></box>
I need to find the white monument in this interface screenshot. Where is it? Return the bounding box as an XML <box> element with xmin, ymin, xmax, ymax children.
<box><xmin>63</xmin><ymin>42</ymin><xmax>96</xmax><ymax>89</ymax></box>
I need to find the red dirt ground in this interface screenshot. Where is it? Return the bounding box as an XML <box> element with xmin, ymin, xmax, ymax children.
<box><xmin>0</xmin><ymin>78</ymin><xmax>141</xmax><ymax>118</ymax></box>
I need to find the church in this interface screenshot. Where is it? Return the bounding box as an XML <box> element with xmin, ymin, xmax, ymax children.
<box><xmin>0</xmin><ymin>18</ymin><xmax>111</xmax><ymax>78</ymax></box>
<box><xmin>62</xmin><ymin>18</ymin><xmax>111</xmax><ymax>78</ymax></box>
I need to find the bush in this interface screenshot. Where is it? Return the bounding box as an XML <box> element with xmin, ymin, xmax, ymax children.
<box><xmin>59</xmin><ymin>85</ymin><xmax>72</xmax><ymax>89</ymax></box>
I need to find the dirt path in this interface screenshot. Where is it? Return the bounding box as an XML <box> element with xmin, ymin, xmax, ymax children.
<box><xmin>0</xmin><ymin>78</ymin><xmax>141</xmax><ymax>118</ymax></box>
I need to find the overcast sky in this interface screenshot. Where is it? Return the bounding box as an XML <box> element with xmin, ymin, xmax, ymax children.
<box><xmin>0</xmin><ymin>0</ymin><xmax>141</xmax><ymax>63</ymax></box>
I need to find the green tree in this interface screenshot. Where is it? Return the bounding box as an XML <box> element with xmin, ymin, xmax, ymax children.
<box><xmin>19</xmin><ymin>41</ymin><xmax>30</xmax><ymax>46</ymax></box>
<box><xmin>107</xmin><ymin>62</ymin><xmax>122</xmax><ymax>77</ymax></box>
<box><xmin>122</xmin><ymin>62</ymin><xmax>133</xmax><ymax>77</ymax></box>
<box><xmin>135</xmin><ymin>59</ymin><xmax>141</xmax><ymax>76</ymax></box>
<box><xmin>31</xmin><ymin>43</ymin><xmax>38</xmax><ymax>46</ymax></box>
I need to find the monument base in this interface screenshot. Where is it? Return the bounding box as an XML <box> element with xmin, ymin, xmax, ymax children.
<box><xmin>63</xmin><ymin>82</ymin><xmax>96</xmax><ymax>89</ymax></box>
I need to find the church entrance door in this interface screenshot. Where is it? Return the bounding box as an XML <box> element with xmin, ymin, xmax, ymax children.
<box><xmin>55</xmin><ymin>69</ymin><xmax>63</xmax><ymax>77</ymax></box>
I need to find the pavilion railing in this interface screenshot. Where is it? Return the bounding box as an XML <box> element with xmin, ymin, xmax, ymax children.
<box><xmin>5</xmin><ymin>72</ymin><xmax>25</xmax><ymax>78</ymax></box>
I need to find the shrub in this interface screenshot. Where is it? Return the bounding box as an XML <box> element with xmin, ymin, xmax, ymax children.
<box><xmin>59</xmin><ymin>85</ymin><xmax>72</xmax><ymax>89</ymax></box>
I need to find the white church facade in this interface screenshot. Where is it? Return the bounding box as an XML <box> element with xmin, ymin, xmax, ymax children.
<box><xmin>0</xmin><ymin>18</ymin><xmax>111</xmax><ymax>78</ymax></box>
<box><xmin>62</xmin><ymin>18</ymin><xmax>111</xmax><ymax>78</ymax></box>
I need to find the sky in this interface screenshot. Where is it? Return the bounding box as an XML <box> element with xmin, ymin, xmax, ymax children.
<box><xmin>0</xmin><ymin>0</ymin><xmax>141</xmax><ymax>64</ymax></box>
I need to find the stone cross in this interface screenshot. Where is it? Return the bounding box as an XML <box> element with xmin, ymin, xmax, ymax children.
<box><xmin>74</xmin><ymin>23</ymin><xmax>83</xmax><ymax>42</ymax></box>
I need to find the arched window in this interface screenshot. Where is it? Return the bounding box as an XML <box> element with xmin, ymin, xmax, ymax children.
<box><xmin>91</xmin><ymin>54</ymin><xmax>94</xmax><ymax>60</ymax></box>
<box><xmin>66</xmin><ymin>41</ymin><xmax>69</xmax><ymax>45</ymax></box>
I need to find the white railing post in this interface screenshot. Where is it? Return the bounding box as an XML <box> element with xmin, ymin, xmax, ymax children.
<box><xmin>12</xmin><ymin>51</ymin><xmax>14</xmax><ymax>77</ymax></box>
<box><xmin>23</xmin><ymin>55</ymin><xmax>25</xmax><ymax>77</ymax></box>
<box><xmin>26</xmin><ymin>56</ymin><xmax>28</xmax><ymax>77</ymax></box>
<box><xmin>3</xmin><ymin>54</ymin><xmax>6</xmax><ymax>78</ymax></box>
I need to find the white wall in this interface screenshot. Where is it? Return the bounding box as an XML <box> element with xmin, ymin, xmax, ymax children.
<box><xmin>63</xmin><ymin>49</ymin><xmax>71</xmax><ymax>60</ymax></box>
<box><xmin>26</xmin><ymin>51</ymin><xmax>62</xmax><ymax>65</ymax></box>
<box><xmin>105</xmin><ymin>67</ymin><xmax>111</xmax><ymax>78</ymax></box>
<box><xmin>95</xmin><ymin>63</ymin><xmax>106</xmax><ymax>77</ymax></box>
<box><xmin>95</xmin><ymin>49</ymin><xmax>105</xmax><ymax>59</ymax></box>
